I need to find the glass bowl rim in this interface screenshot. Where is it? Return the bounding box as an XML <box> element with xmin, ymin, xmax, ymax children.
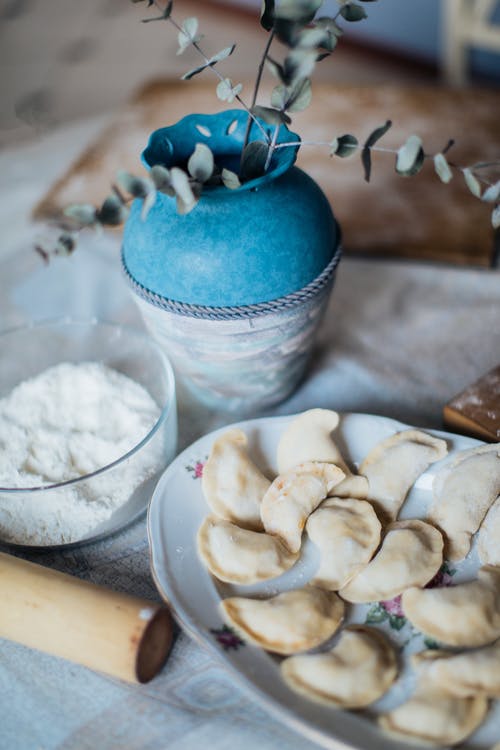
<box><xmin>0</xmin><ymin>316</ymin><xmax>176</xmax><ymax>493</ymax></box>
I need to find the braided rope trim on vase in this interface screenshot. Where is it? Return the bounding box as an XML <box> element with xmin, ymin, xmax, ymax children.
<box><xmin>121</xmin><ymin>243</ymin><xmax>342</xmax><ymax>321</ymax></box>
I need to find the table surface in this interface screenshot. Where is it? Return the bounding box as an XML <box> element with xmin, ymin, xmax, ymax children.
<box><xmin>1</xmin><ymin>113</ymin><xmax>500</xmax><ymax>750</ymax></box>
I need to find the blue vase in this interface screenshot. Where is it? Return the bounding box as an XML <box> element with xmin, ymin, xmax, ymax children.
<box><xmin>121</xmin><ymin>110</ymin><xmax>342</xmax><ymax>411</ymax></box>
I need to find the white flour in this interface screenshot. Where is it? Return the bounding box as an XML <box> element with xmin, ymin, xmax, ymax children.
<box><xmin>0</xmin><ymin>362</ymin><xmax>163</xmax><ymax>545</ymax></box>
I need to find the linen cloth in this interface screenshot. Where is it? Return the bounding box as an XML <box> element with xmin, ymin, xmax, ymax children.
<box><xmin>0</xmin><ymin>115</ymin><xmax>499</xmax><ymax>750</ymax></box>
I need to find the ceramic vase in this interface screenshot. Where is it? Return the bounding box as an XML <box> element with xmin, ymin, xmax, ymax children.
<box><xmin>121</xmin><ymin>110</ymin><xmax>341</xmax><ymax>412</ymax></box>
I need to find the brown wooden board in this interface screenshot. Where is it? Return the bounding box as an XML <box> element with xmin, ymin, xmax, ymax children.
<box><xmin>443</xmin><ymin>364</ymin><xmax>500</xmax><ymax>442</ymax></box>
<box><xmin>33</xmin><ymin>79</ymin><xmax>499</xmax><ymax>266</ymax></box>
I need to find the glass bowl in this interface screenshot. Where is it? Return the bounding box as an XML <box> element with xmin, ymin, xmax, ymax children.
<box><xmin>0</xmin><ymin>318</ymin><xmax>177</xmax><ymax>549</ymax></box>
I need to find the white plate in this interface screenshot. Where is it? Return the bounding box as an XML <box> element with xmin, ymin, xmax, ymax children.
<box><xmin>148</xmin><ymin>412</ymin><xmax>499</xmax><ymax>750</ymax></box>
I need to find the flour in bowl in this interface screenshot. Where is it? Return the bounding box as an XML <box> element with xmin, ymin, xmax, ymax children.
<box><xmin>0</xmin><ymin>362</ymin><xmax>164</xmax><ymax>545</ymax></box>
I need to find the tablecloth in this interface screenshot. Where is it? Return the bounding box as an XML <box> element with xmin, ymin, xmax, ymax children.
<box><xmin>0</xmin><ymin>114</ymin><xmax>499</xmax><ymax>750</ymax></box>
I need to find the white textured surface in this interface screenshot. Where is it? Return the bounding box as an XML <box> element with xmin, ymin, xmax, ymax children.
<box><xmin>0</xmin><ymin>116</ymin><xmax>500</xmax><ymax>750</ymax></box>
<box><xmin>0</xmin><ymin>362</ymin><xmax>162</xmax><ymax>545</ymax></box>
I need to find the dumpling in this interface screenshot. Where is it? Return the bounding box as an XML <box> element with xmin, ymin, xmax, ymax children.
<box><xmin>378</xmin><ymin>652</ymin><xmax>488</xmax><ymax>746</ymax></box>
<box><xmin>281</xmin><ymin>625</ymin><xmax>398</xmax><ymax>708</ymax></box>
<box><xmin>197</xmin><ymin>515</ymin><xmax>298</xmax><ymax>584</ymax></box>
<box><xmin>339</xmin><ymin>520</ymin><xmax>443</xmax><ymax>603</ymax></box>
<box><xmin>286</xmin><ymin>460</ymin><xmax>346</xmax><ymax>493</ymax></box>
<box><xmin>201</xmin><ymin>428</ymin><xmax>270</xmax><ymax>530</ymax></box>
<box><xmin>402</xmin><ymin>566</ymin><xmax>500</xmax><ymax>647</ymax></box>
<box><xmin>219</xmin><ymin>586</ymin><xmax>344</xmax><ymax>655</ymax></box>
<box><xmin>306</xmin><ymin>498</ymin><xmax>381</xmax><ymax>590</ymax></box>
<box><xmin>428</xmin><ymin>443</ymin><xmax>500</xmax><ymax>561</ymax></box>
<box><xmin>412</xmin><ymin>641</ymin><xmax>500</xmax><ymax>698</ymax></box>
<box><xmin>260</xmin><ymin>462</ymin><xmax>345</xmax><ymax>554</ymax></box>
<box><xmin>277</xmin><ymin>409</ymin><xmax>368</xmax><ymax>498</ymax></box>
<box><xmin>478</xmin><ymin>495</ymin><xmax>500</xmax><ymax>566</ymax></box>
<box><xmin>359</xmin><ymin>429</ymin><xmax>448</xmax><ymax>521</ymax></box>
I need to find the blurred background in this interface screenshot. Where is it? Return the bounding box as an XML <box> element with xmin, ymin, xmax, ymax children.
<box><xmin>1</xmin><ymin>0</ymin><xmax>499</xmax><ymax>148</ymax></box>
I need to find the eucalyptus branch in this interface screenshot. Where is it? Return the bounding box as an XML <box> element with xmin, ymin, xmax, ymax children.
<box><xmin>253</xmin><ymin>30</ymin><xmax>276</xmax><ymax>109</ymax></box>
<box><xmin>242</xmin><ymin>28</ymin><xmax>277</xmax><ymax>157</ymax></box>
<box><xmin>37</xmin><ymin>0</ymin><xmax>500</xmax><ymax>263</ymax></box>
<box><xmin>264</xmin><ymin>123</ymin><xmax>281</xmax><ymax>172</ymax></box>
<box><xmin>148</xmin><ymin>0</ymin><xmax>270</xmax><ymax>144</ymax></box>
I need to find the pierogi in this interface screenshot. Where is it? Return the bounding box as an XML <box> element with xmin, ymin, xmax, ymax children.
<box><xmin>202</xmin><ymin>428</ymin><xmax>270</xmax><ymax>530</ymax></box>
<box><xmin>260</xmin><ymin>462</ymin><xmax>345</xmax><ymax>553</ymax></box>
<box><xmin>281</xmin><ymin>625</ymin><xmax>398</xmax><ymax>708</ymax></box>
<box><xmin>339</xmin><ymin>519</ymin><xmax>443</xmax><ymax>603</ymax></box>
<box><xmin>378</xmin><ymin>652</ymin><xmax>488</xmax><ymax>746</ymax></box>
<box><xmin>412</xmin><ymin>642</ymin><xmax>500</xmax><ymax>698</ymax></box>
<box><xmin>359</xmin><ymin>429</ymin><xmax>448</xmax><ymax>521</ymax></box>
<box><xmin>428</xmin><ymin>443</ymin><xmax>500</xmax><ymax>561</ymax></box>
<box><xmin>220</xmin><ymin>586</ymin><xmax>344</xmax><ymax>655</ymax></box>
<box><xmin>402</xmin><ymin>566</ymin><xmax>500</xmax><ymax>648</ymax></box>
<box><xmin>197</xmin><ymin>515</ymin><xmax>298</xmax><ymax>584</ymax></box>
<box><xmin>276</xmin><ymin>409</ymin><xmax>368</xmax><ymax>498</ymax></box>
<box><xmin>306</xmin><ymin>497</ymin><xmax>381</xmax><ymax>591</ymax></box>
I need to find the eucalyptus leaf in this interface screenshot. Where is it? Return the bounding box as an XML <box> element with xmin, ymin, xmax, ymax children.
<box><xmin>361</xmin><ymin>147</ymin><xmax>372</xmax><ymax>182</ymax></box>
<box><xmin>491</xmin><ymin>205</ymin><xmax>500</xmax><ymax>230</ymax></box>
<box><xmin>181</xmin><ymin>62</ymin><xmax>211</xmax><ymax>80</ymax></box>
<box><xmin>170</xmin><ymin>167</ymin><xmax>197</xmax><ymax>212</ymax></box>
<box><xmin>240</xmin><ymin>141</ymin><xmax>268</xmax><ymax>181</ymax></box>
<box><xmin>365</xmin><ymin>119</ymin><xmax>392</xmax><ymax>148</ymax></box>
<box><xmin>151</xmin><ymin>165</ymin><xmax>175</xmax><ymax>196</ymax></box>
<box><xmin>260</xmin><ymin>0</ymin><xmax>275</xmax><ymax>31</ymax></box>
<box><xmin>396</xmin><ymin>134</ymin><xmax>423</xmax><ymax>174</ymax></box>
<box><xmin>333</xmin><ymin>134</ymin><xmax>358</xmax><ymax>157</ymax></box>
<box><xmin>362</xmin><ymin>120</ymin><xmax>392</xmax><ymax>181</ymax></box>
<box><xmin>55</xmin><ymin>232</ymin><xmax>77</xmax><ymax>256</ymax></box>
<box><xmin>141</xmin><ymin>189</ymin><xmax>157</xmax><ymax>220</ymax></box>
<box><xmin>97</xmin><ymin>194</ymin><xmax>129</xmax><ymax>226</ymax></box>
<box><xmin>482</xmin><ymin>180</ymin><xmax>500</xmax><ymax>203</ymax></box>
<box><xmin>463</xmin><ymin>168</ymin><xmax>482</xmax><ymax>198</ymax></box>
<box><xmin>221</xmin><ymin>168</ymin><xmax>241</xmax><ymax>189</ymax></box>
<box><xmin>274</xmin><ymin>18</ymin><xmax>301</xmax><ymax>47</ymax></box>
<box><xmin>252</xmin><ymin>105</ymin><xmax>289</xmax><ymax>125</ymax></box>
<box><xmin>266</xmin><ymin>57</ymin><xmax>285</xmax><ymax>81</ymax></box>
<box><xmin>141</xmin><ymin>0</ymin><xmax>173</xmax><ymax>22</ymax></box>
<box><xmin>298</xmin><ymin>27</ymin><xmax>336</xmax><ymax>50</ymax></box>
<box><xmin>339</xmin><ymin>2</ymin><xmax>368</xmax><ymax>21</ymax></box>
<box><xmin>177</xmin><ymin>17</ymin><xmax>201</xmax><ymax>55</ymax></box>
<box><xmin>433</xmin><ymin>153</ymin><xmax>453</xmax><ymax>184</ymax></box>
<box><xmin>274</xmin><ymin>0</ymin><xmax>322</xmax><ymax>23</ymax></box>
<box><xmin>63</xmin><ymin>204</ymin><xmax>97</xmax><ymax>226</ymax></box>
<box><xmin>216</xmin><ymin>78</ymin><xmax>242</xmax><ymax>103</ymax></box>
<box><xmin>187</xmin><ymin>143</ymin><xmax>214</xmax><ymax>182</ymax></box>
<box><xmin>211</xmin><ymin>44</ymin><xmax>236</xmax><ymax>63</ymax></box>
<box><xmin>283</xmin><ymin>48</ymin><xmax>317</xmax><ymax>84</ymax></box>
<box><xmin>315</xmin><ymin>16</ymin><xmax>343</xmax><ymax>37</ymax></box>
<box><xmin>176</xmin><ymin>197</ymin><xmax>197</xmax><ymax>215</ymax></box>
<box><xmin>329</xmin><ymin>138</ymin><xmax>338</xmax><ymax>156</ymax></box>
<box><xmin>183</xmin><ymin>45</ymin><xmax>236</xmax><ymax>80</ymax></box>
<box><xmin>191</xmin><ymin>180</ymin><xmax>204</xmax><ymax>200</ymax></box>
<box><xmin>270</xmin><ymin>85</ymin><xmax>287</xmax><ymax>110</ymax></box>
<box><xmin>116</xmin><ymin>170</ymin><xmax>154</xmax><ymax>198</ymax></box>
<box><xmin>286</xmin><ymin>77</ymin><xmax>312</xmax><ymax>112</ymax></box>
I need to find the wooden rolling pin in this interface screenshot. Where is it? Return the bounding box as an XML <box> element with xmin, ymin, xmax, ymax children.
<box><xmin>0</xmin><ymin>552</ymin><xmax>173</xmax><ymax>683</ymax></box>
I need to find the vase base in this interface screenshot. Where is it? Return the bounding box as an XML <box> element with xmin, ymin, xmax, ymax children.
<box><xmin>124</xmin><ymin>247</ymin><xmax>341</xmax><ymax>412</ymax></box>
